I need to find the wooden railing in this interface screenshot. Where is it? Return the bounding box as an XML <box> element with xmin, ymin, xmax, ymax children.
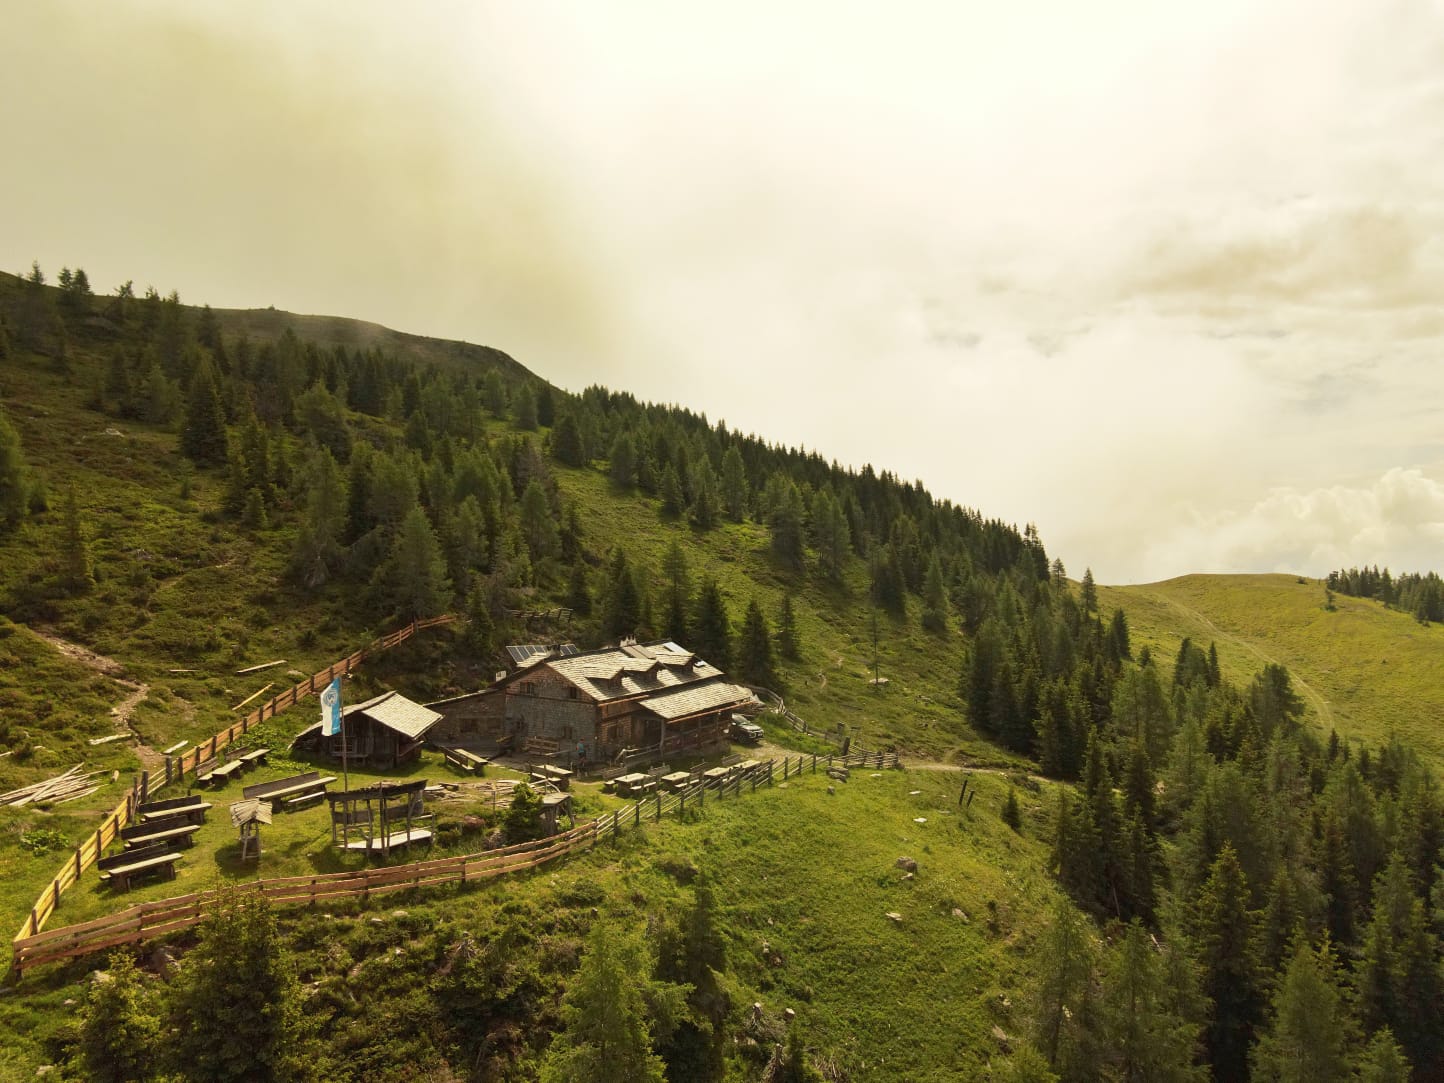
<box><xmin>11</xmin><ymin>616</ymin><xmax>459</xmax><ymax>945</ymax></box>
<box><xmin>12</xmin><ymin>757</ymin><xmax>787</xmax><ymax>977</ymax></box>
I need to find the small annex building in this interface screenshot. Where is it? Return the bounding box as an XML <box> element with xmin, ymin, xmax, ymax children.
<box><xmin>292</xmin><ymin>690</ymin><xmax>442</xmax><ymax>769</ymax></box>
<box><xmin>427</xmin><ymin>640</ymin><xmax>757</xmax><ymax>763</ymax></box>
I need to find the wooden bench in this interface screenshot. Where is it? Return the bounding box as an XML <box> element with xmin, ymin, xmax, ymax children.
<box><xmin>99</xmin><ymin>842</ymin><xmax>182</xmax><ymax>891</ymax></box>
<box><xmin>342</xmin><ymin>824</ymin><xmax>435</xmax><ymax>854</ymax></box>
<box><xmin>138</xmin><ymin>796</ymin><xmax>212</xmax><ymax>824</ymax></box>
<box><xmin>203</xmin><ymin>760</ymin><xmax>246</xmax><ymax>787</ymax></box>
<box><xmin>237</xmin><ymin>748</ymin><xmax>271</xmax><ymax>769</ymax></box>
<box><xmin>243</xmin><ymin>772</ymin><xmax>337</xmax><ymax>812</ymax></box>
<box><xmin>193</xmin><ymin>757</ymin><xmax>219</xmax><ymax>787</ymax></box>
<box><xmin>533</xmin><ymin>764</ymin><xmax>572</xmax><ymax>790</ymax></box>
<box><xmin>122</xmin><ymin>813</ymin><xmax>201</xmax><ymax>850</ymax></box>
<box><xmin>442</xmin><ymin>747</ymin><xmax>489</xmax><ymax>775</ymax></box>
<box><xmin>284</xmin><ymin>790</ymin><xmax>325</xmax><ymax>811</ymax></box>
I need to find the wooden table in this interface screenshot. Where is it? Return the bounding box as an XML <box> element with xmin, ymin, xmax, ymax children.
<box><xmin>615</xmin><ymin>772</ymin><xmax>648</xmax><ymax>796</ymax></box>
<box><xmin>533</xmin><ymin>764</ymin><xmax>573</xmax><ymax>790</ymax></box>
<box><xmin>443</xmin><ymin>747</ymin><xmax>489</xmax><ymax>774</ymax></box>
<box><xmin>209</xmin><ymin>760</ymin><xmax>245</xmax><ymax>785</ymax></box>
<box><xmin>661</xmin><ymin>771</ymin><xmax>692</xmax><ymax>792</ymax></box>
<box><xmin>238</xmin><ymin>748</ymin><xmax>271</xmax><ymax>769</ymax></box>
<box><xmin>702</xmin><ymin>766</ymin><xmax>732</xmax><ymax>783</ymax></box>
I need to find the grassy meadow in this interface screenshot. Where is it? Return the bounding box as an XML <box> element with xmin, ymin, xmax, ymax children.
<box><xmin>1102</xmin><ymin>573</ymin><xmax>1444</xmax><ymax>769</ymax></box>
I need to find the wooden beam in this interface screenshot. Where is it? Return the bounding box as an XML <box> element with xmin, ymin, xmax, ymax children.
<box><xmin>234</xmin><ymin>659</ymin><xmax>286</xmax><ymax>676</ymax></box>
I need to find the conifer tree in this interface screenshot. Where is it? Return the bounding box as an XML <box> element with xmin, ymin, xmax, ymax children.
<box><xmin>921</xmin><ymin>551</ymin><xmax>949</xmax><ymax>633</ymax></box>
<box><xmin>77</xmin><ymin>951</ymin><xmax>163</xmax><ymax>1083</ymax></box>
<box><xmin>692</xmin><ymin>579</ymin><xmax>731</xmax><ymax>669</ymax></box>
<box><xmin>566</xmin><ymin>562</ymin><xmax>593</xmax><ymax>618</ymax></box>
<box><xmin>1030</xmin><ymin>895</ymin><xmax>1100</xmax><ymax>1079</ymax></box>
<box><xmin>609</xmin><ymin>432</ymin><xmax>637</xmax><ymax>489</ymax></box>
<box><xmin>661</xmin><ymin>540</ymin><xmax>691</xmax><ymax>642</ymax></box>
<box><xmin>551</xmin><ymin>413</ymin><xmax>586</xmax><ymax>467</ymax></box>
<box><xmin>290</xmin><ymin>449</ymin><xmax>347</xmax><ymax>589</ymax></box>
<box><xmin>1251</xmin><ymin>939</ymin><xmax>1355</xmax><ymax>1083</ymax></box>
<box><xmin>776</xmin><ymin>595</ymin><xmax>801</xmax><ymax>661</ymax></box>
<box><xmin>0</xmin><ymin>407</ymin><xmax>32</xmax><ymax>532</ymax></box>
<box><xmin>764</xmin><ymin>474</ymin><xmax>805</xmax><ymax>567</ymax></box>
<box><xmin>381</xmin><ymin>506</ymin><xmax>452</xmax><ymax>620</ymax></box>
<box><xmin>540</xmin><ymin>922</ymin><xmax>669</xmax><ymax>1083</ymax></box>
<box><xmin>1080</xmin><ymin>568</ymin><xmax>1098</xmax><ymax>615</ymax></box>
<box><xmin>659</xmin><ymin>462</ymin><xmax>684</xmax><ymax>516</ymax></box>
<box><xmin>60</xmin><ymin>483</ymin><xmax>92</xmax><ymax>592</ymax></box>
<box><xmin>1358</xmin><ymin>1029</ymin><xmax>1412</xmax><ymax>1083</ymax></box>
<box><xmin>1191</xmin><ymin>844</ymin><xmax>1263</xmax><ymax>1081</ymax></box>
<box><xmin>604</xmin><ymin>549</ymin><xmax>641</xmax><ymax>638</ymax></box>
<box><xmin>689</xmin><ymin>458</ymin><xmax>719</xmax><ymax>529</ymax></box>
<box><xmin>737</xmin><ymin>599</ymin><xmax>776</xmax><ymax>686</ymax></box>
<box><xmin>179</xmin><ymin>357</ymin><xmax>228</xmax><ymax>465</ymax></box>
<box><xmin>172</xmin><ymin>888</ymin><xmax>300</xmax><ymax>1082</ymax></box>
<box><xmin>1098</xmin><ymin>922</ymin><xmax>1206</xmax><ymax>1082</ymax></box>
<box><xmin>719</xmin><ymin>445</ymin><xmax>748</xmax><ymax>521</ymax></box>
<box><xmin>512</xmin><ymin>384</ymin><xmax>539</xmax><ymax>430</ymax></box>
<box><xmin>519</xmin><ymin>479</ymin><xmax>559</xmax><ymax>564</ymax></box>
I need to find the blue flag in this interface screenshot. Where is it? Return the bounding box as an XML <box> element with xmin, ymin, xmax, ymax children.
<box><xmin>320</xmin><ymin>677</ymin><xmax>342</xmax><ymax>736</ymax></box>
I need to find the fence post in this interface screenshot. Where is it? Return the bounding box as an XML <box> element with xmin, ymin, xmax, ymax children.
<box><xmin>655</xmin><ymin>791</ymin><xmax>662</xmax><ymax>822</ymax></box>
<box><xmin>634</xmin><ymin>802</ymin><xmax>641</xmax><ymax>828</ymax></box>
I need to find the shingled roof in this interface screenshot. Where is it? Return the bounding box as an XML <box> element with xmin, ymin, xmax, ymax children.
<box><xmin>343</xmin><ymin>690</ymin><xmax>442</xmax><ymax>739</ymax></box>
<box><xmin>639</xmin><ymin>678</ymin><xmax>757</xmax><ymax>721</ymax></box>
<box><xmin>543</xmin><ymin>641</ymin><xmax>723</xmax><ymax>703</ymax></box>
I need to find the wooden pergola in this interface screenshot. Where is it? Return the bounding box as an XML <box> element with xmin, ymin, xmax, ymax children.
<box><xmin>229</xmin><ymin>798</ymin><xmax>273</xmax><ymax>862</ymax></box>
<box><xmin>325</xmin><ymin>779</ymin><xmax>434</xmax><ymax>858</ymax></box>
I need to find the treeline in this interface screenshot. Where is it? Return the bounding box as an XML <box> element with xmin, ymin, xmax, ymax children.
<box><xmin>1015</xmin><ymin>633</ymin><xmax>1444</xmax><ymax>1081</ymax></box>
<box><xmin>0</xmin><ymin>264</ymin><xmax>1054</xmax><ymax>691</ymax></box>
<box><xmin>1327</xmin><ymin>566</ymin><xmax>1444</xmax><ymax>624</ymax></box>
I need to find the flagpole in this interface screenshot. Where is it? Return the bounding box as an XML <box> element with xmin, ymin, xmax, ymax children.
<box><xmin>340</xmin><ymin>677</ymin><xmax>349</xmax><ymax>797</ymax></box>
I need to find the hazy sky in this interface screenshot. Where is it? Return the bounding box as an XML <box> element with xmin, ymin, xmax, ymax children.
<box><xmin>5</xmin><ymin>1</ymin><xmax>1444</xmax><ymax>583</ymax></box>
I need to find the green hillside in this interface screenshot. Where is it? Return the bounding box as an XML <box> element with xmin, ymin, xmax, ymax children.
<box><xmin>1102</xmin><ymin>573</ymin><xmax>1444</xmax><ymax>769</ymax></box>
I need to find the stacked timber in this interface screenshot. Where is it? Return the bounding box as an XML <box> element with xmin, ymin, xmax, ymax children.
<box><xmin>0</xmin><ymin>765</ymin><xmax>105</xmax><ymax>806</ymax></box>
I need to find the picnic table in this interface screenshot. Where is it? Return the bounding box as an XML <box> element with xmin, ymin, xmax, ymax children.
<box><xmin>532</xmin><ymin>764</ymin><xmax>572</xmax><ymax>790</ymax></box>
<box><xmin>237</xmin><ymin>748</ymin><xmax>271</xmax><ymax>769</ymax></box>
<box><xmin>442</xmin><ymin>747</ymin><xmax>489</xmax><ymax>775</ymax></box>
<box><xmin>242</xmin><ymin>772</ymin><xmax>337</xmax><ymax>812</ymax></box>
<box><xmin>99</xmin><ymin>842</ymin><xmax>181</xmax><ymax>891</ymax></box>
<box><xmin>660</xmin><ymin>771</ymin><xmax>692</xmax><ymax>792</ymax></box>
<box><xmin>614</xmin><ymin>772</ymin><xmax>655</xmax><ymax>797</ymax></box>
<box><xmin>702</xmin><ymin>766</ymin><xmax>733</xmax><ymax>784</ymax></box>
<box><xmin>138</xmin><ymin>796</ymin><xmax>212</xmax><ymax>825</ymax></box>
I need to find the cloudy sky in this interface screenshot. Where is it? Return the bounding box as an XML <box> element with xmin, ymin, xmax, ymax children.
<box><xmin>5</xmin><ymin>1</ymin><xmax>1444</xmax><ymax>583</ymax></box>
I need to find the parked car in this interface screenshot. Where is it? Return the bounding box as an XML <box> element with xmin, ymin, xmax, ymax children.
<box><xmin>730</xmin><ymin>715</ymin><xmax>765</xmax><ymax>744</ymax></box>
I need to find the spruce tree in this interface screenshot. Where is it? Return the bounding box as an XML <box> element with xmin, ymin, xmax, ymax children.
<box><xmin>659</xmin><ymin>463</ymin><xmax>684</xmax><ymax>516</ymax></box>
<box><xmin>290</xmin><ymin>449</ymin><xmax>347</xmax><ymax>589</ymax></box>
<box><xmin>1191</xmin><ymin>844</ymin><xmax>1263</xmax><ymax>1081</ymax></box>
<box><xmin>172</xmin><ymin>888</ymin><xmax>299</xmax><ymax>1082</ymax></box>
<box><xmin>60</xmin><ymin>483</ymin><xmax>92</xmax><ymax>592</ymax></box>
<box><xmin>1080</xmin><ymin>568</ymin><xmax>1098</xmax><ymax>615</ymax></box>
<box><xmin>519</xmin><ymin>479</ymin><xmax>559</xmax><ymax>564</ymax></box>
<box><xmin>179</xmin><ymin>357</ymin><xmax>228</xmax><ymax>465</ymax></box>
<box><xmin>692</xmin><ymin>579</ymin><xmax>731</xmax><ymax>669</ymax></box>
<box><xmin>719</xmin><ymin>445</ymin><xmax>748</xmax><ymax>520</ymax></box>
<box><xmin>604</xmin><ymin>549</ymin><xmax>641</xmax><ymax>638</ymax></box>
<box><xmin>1030</xmin><ymin>895</ymin><xmax>1100</xmax><ymax>1079</ymax></box>
<box><xmin>776</xmin><ymin>595</ymin><xmax>801</xmax><ymax>660</ymax></box>
<box><xmin>77</xmin><ymin>952</ymin><xmax>163</xmax><ymax>1083</ymax></box>
<box><xmin>566</xmin><ymin>562</ymin><xmax>593</xmax><ymax>618</ymax></box>
<box><xmin>1098</xmin><ymin>922</ymin><xmax>1206</xmax><ymax>1082</ymax></box>
<box><xmin>381</xmin><ymin>506</ymin><xmax>452</xmax><ymax>620</ymax></box>
<box><xmin>0</xmin><ymin>407</ymin><xmax>31</xmax><ymax>531</ymax></box>
<box><xmin>1251</xmin><ymin>939</ymin><xmax>1355</xmax><ymax>1083</ymax></box>
<box><xmin>551</xmin><ymin>413</ymin><xmax>586</xmax><ymax>467</ymax></box>
<box><xmin>512</xmin><ymin>384</ymin><xmax>539</xmax><ymax>430</ymax></box>
<box><xmin>689</xmin><ymin>458</ymin><xmax>719</xmax><ymax>529</ymax></box>
<box><xmin>539</xmin><ymin>922</ymin><xmax>669</xmax><ymax>1083</ymax></box>
<box><xmin>1358</xmin><ymin>1029</ymin><xmax>1412</xmax><ymax>1083</ymax></box>
<box><xmin>921</xmin><ymin>551</ymin><xmax>949</xmax><ymax>633</ymax></box>
<box><xmin>609</xmin><ymin>432</ymin><xmax>637</xmax><ymax>488</ymax></box>
<box><xmin>737</xmin><ymin>599</ymin><xmax>776</xmax><ymax>686</ymax></box>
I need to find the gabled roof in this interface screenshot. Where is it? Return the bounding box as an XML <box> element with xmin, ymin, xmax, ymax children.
<box><xmin>543</xmin><ymin>642</ymin><xmax>722</xmax><ymax>704</ymax></box>
<box><xmin>640</xmin><ymin>679</ymin><xmax>757</xmax><ymax>722</ymax></box>
<box><xmin>343</xmin><ymin>690</ymin><xmax>442</xmax><ymax>740</ymax></box>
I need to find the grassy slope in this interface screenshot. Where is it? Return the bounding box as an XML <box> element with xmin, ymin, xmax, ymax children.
<box><xmin>1</xmin><ymin>765</ymin><xmax>1061</xmax><ymax>1081</ymax></box>
<box><xmin>0</xmin><ymin>296</ymin><xmax>1056</xmax><ymax>1077</ymax></box>
<box><xmin>1102</xmin><ymin>573</ymin><xmax>1444</xmax><ymax>767</ymax></box>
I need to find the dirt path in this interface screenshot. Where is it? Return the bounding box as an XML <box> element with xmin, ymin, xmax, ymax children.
<box><xmin>34</xmin><ymin>630</ymin><xmax>163</xmax><ymax>771</ymax></box>
<box><xmin>1149</xmin><ymin>594</ymin><xmax>1336</xmax><ymax>729</ymax></box>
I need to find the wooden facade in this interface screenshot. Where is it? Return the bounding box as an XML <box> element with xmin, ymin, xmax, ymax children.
<box><xmin>428</xmin><ymin>641</ymin><xmax>756</xmax><ymax>764</ymax></box>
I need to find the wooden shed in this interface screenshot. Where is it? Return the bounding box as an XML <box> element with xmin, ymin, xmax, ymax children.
<box><xmin>292</xmin><ymin>690</ymin><xmax>442</xmax><ymax>768</ymax></box>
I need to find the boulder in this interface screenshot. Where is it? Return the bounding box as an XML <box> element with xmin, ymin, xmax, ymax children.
<box><xmin>895</xmin><ymin>856</ymin><xmax>918</xmax><ymax>873</ymax></box>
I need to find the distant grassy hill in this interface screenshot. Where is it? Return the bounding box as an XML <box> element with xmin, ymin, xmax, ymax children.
<box><xmin>1101</xmin><ymin>573</ymin><xmax>1444</xmax><ymax>768</ymax></box>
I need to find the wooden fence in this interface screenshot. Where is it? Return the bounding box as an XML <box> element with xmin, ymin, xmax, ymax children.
<box><xmin>11</xmin><ymin>616</ymin><xmax>459</xmax><ymax>946</ymax></box>
<box><xmin>12</xmin><ymin>756</ymin><xmax>789</xmax><ymax>976</ymax></box>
